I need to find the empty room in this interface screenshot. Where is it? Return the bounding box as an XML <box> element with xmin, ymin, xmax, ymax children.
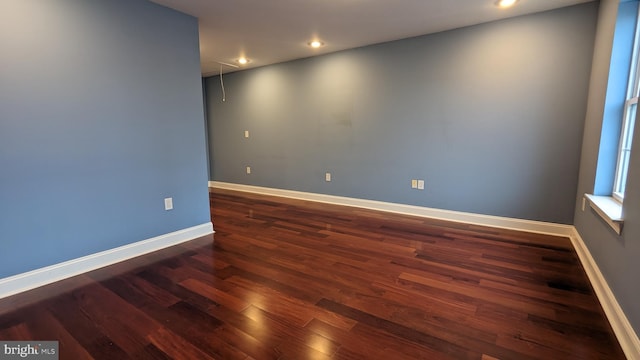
<box><xmin>0</xmin><ymin>0</ymin><xmax>639</xmax><ymax>359</ymax></box>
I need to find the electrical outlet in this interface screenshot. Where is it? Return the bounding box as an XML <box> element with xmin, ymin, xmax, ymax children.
<box><xmin>417</xmin><ymin>180</ymin><xmax>425</xmax><ymax>190</ymax></box>
<box><xmin>244</xmin><ymin>130</ymin><xmax>249</xmax><ymax>138</ymax></box>
<box><xmin>246</xmin><ymin>166</ymin><xmax>251</xmax><ymax>174</ymax></box>
<box><xmin>325</xmin><ymin>172</ymin><xmax>331</xmax><ymax>182</ymax></box>
<box><xmin>411</xmin><ymin>179</ymin><xmax>418</xmax><ymax>189</ymax></box>
<box><xmin>164</xmin><ymin>197</ymin><xmax>173</xmax><ymax>211</ymax></box>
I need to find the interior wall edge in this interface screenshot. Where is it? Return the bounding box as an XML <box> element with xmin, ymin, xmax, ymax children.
<box><xmin>570</xmin><ymin>228</ymin><xmax>640</xmax><ymax>360</ymax></box>
<box><xmin>209</xmin><ymin>181</ymin><xmax>574</xmax><ymax>237</ymax></box>
<box><xmin>0</xmin><ymin>222</ymin><xmax>214</xmax><ymax>300</ymax></box>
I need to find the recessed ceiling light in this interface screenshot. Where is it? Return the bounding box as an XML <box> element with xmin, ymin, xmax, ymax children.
<box><xmin>495</xmin><ymin>0</ymin><xmax>518</xmax><ymax>8</ymax></box>
<box><xmin>237</xmin><ymin>57</ymin><xmax>249</xmax><ymax>65</ymax></box>
<box><xmin>308</xmin><ymin>40</ymin><xmax>324</xmax><ymax>48</ymax></box>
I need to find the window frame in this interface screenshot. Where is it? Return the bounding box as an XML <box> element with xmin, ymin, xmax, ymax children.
<box><xmin>612</xmin><ymin>5</ymin><xmax>640</xmax><ymax>203</ymax></box>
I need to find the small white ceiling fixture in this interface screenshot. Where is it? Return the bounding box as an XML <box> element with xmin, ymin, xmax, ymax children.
<box><xmin>496</xmin><ymin>0</ymin><xmax>519</xmax><ymax>8</ymax></box>
<box><xmin>309</xmin><ymin>40</ymin><xmax>324</xmax><ymax>49</ymax></box>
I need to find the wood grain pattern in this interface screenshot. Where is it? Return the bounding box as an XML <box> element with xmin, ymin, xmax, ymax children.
<box><xmin>0</xmin><ymin>188</ymin><xmax>625</xmax><ymax>359</ymax></box>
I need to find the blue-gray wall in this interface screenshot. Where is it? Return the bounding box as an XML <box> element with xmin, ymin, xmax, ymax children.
<box><xmin>206</xmin><ymin>3</ymin><xmax>598</xmax><ymax>224</ymax></box>
<box><xmin>574</xmin><ymin>0</ymin><xmax>640</xmax><ymax>337</ymax></box>
<box><xmin>0</xmin><ymin>0</ymin><xmax>210</xmax><ymax>278</ymax></box>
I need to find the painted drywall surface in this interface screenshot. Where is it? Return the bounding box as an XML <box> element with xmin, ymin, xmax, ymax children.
<box><xmin>0</xmin><ymin>0</ymin><xmax>210</xmax><ymax>278</ymax></box>
<box><xmin>207</xmin><ymin>4</ymin><xmax>598</xmax><ymax>224</ymax></box>
<box><xmin>574</xmin><ymin>0</ymin><xmax>640</xmax><ymax>336</ymax></box>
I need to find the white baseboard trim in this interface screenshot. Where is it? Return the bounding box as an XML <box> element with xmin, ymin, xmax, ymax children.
<box><xmin>570</xmin><ymin>228</ymin><xmax>640</xmax><ymax>360</ymax></box>
<box><xmin>209</xmin><ymin>181</ymin><xmax>574</xmax><ymax>237</ymax></box>
<box><xmin>0</xmin><ymin>222</ymin><xmax>214</xmax><ymax>300</ymax></box>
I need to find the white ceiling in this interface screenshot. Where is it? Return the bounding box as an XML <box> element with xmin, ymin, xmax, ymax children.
<box><xmin>149</xmin><ymin>0</ymin><xmax>594</xmax><ymax>77</ymax></box>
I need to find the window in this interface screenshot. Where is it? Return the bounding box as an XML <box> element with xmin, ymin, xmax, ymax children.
<box><xmin>613</xmin><ymin>5</ymin><xmax>640</xmax><ymax>202</ymax></box>
<box><xmin>587</xmin><ymin>3</ymin><xmax>640</xmax><ymax>234</ymax></box>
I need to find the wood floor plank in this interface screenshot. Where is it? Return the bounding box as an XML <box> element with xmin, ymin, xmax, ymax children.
<box><xmin>46</xmin><ymin>292</ymin><xmax>131</xmax><ymax>359</ymax></box>
<box><xmin>65</xmin><ymin>283</ymin><xmax>160</xmax><ymax>356</ymax></box>
<box><xmin>0</xmin><ymin>188</ymin><xmax>626</xmax><ymax>359</ymax></box>
<box><xmin>146</xmin><ymin>327</ymin><xmax>217</xmax><ymax>360</ymax></box>
<box><xmin>20</xmin><ymin>306</ymin><xmax>94</xmax><ymax>360</ymax></box>
<box><xmin>305</xmin><ymin>318</ymin><xmax>444</xmax><ymax>360</ymax></box>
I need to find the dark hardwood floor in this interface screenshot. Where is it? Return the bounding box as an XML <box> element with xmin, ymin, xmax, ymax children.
<box><xmin>0</xmin><ymin>188</ymin><xmax>626</xmax><ymax>359</ymax></box>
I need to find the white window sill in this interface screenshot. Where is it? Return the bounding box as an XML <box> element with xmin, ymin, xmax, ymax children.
<box><xmin>585</xmin><ymin>194</ymin><xmax>624</xmax><ymax>235</ymax></box>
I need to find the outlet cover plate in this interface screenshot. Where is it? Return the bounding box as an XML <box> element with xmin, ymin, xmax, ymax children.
<box><xmin>164</xmin><ymin>197</ymin><xmax>173</xmax><ymax>210</ymax></box>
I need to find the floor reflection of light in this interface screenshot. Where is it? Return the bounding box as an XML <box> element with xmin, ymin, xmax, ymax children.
<box><xmin>243</xmin><ymin>302</ymin><xmax>266</xmax><ymax>333</ymax></box>
<box><xmin>244</xmin><ymin>305</ymin><xmax>261</xmax><ymax>322</ymax></box>
<box><xmin>308</xmin><ymin>333</ymin><xmax>335</xmax><ymax>356</ymax></box>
